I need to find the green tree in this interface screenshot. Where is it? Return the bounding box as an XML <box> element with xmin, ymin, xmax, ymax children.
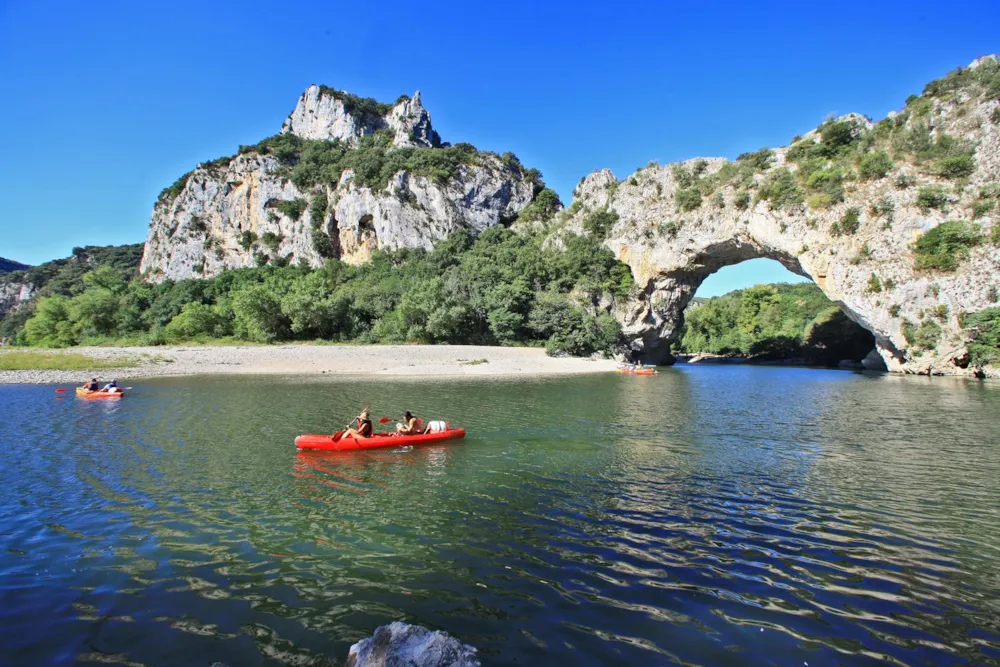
<box><xmin>22</xmin><ymin>296</ymin><xmax>76</xmax><ymax>347</ymax></box>
<box><xmin>232</xmin><ymin>284</ymin><xmax>289</xmax><ymax>342</ymax></box>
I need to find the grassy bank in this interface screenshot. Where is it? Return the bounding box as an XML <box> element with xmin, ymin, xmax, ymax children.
<box><xmin>0</xmin><ymin>350</ymin><xmax>138</xmax><ymax>371</ymax></box>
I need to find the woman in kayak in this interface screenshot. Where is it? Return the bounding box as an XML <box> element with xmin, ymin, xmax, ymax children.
<box><xmin>81</xmin><ymin>378</ymin><xmax>99</xmax><ymax>392</ymax></box>
<box><xmin>343</xmin><ymin>408</ymin><xmax>373</xmax><ymax>439</ymax></box>
<box><xmin>101</xmin><ymin>379</ymin><xmax>120</xmax><ymax>393</ymax></box>
<box><xmin>396</xmin><ymin>411</ymin><xmax>422</xmax><ymax>435</ymax></box>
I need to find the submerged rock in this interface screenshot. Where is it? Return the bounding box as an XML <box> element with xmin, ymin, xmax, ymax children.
<box><xmin>347</xmin><ymin>622</ymin><xmax>480</xmax><ymax>667</ymax></box>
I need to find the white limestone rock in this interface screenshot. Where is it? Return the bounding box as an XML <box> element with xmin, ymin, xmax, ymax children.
<box><xmin>346</xmin><ymin>622</ymin><xmax>480</xmax><ymax>667</ymax></box>
<box><xmin>0</xmin><ymin>280</ymin><xmax>34</xmax><ymax>319</ymax></box>
<box><xmin>552</xmin><ymin>59</ymin><xmax>1000</xmax><ymax>378</ymax></box>
<box><xmin>279</xmin><ymin>85</ymin><xmax>439</xmax><ymax>148</ymax></box>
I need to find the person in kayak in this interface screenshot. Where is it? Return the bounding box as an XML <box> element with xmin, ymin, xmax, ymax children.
<box><xmin>396</xmin><ymin>411</ymin><xmax>422</xmax><ymax>435</ymax></box>
<box><xmin>343</xmin><ymin>408</ymin><xmax>373</xmax><ymax>439</ymax></box>
<box><xmin>81</xmin><ymin>378</ymin><xmax>99</xmax><ymax>392</ymax></box>
<box><xmin>101</xmin><ymin>379</ymin><xmax>120</xmax><ymax>393</ymax></box>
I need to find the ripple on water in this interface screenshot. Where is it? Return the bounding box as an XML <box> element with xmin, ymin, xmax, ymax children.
<box><xmin>0</xmin><ymin>371</ymin><xmax>999</xmax><ymax>665</ymax></box>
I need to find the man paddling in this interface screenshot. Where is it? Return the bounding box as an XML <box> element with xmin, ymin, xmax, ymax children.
<box><xmin>343</xmin><ymin>408</ymin><xmax>373</xmax><ymax>439</ymax></box>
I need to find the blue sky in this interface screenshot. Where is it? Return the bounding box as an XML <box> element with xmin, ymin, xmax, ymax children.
<box><xmin>1</xmin><ymin>0</ymin><xmax>997</xmax><ymax>295</ymax></box>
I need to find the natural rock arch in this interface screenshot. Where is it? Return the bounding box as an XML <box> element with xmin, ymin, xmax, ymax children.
<box><xmin>551</xmin><ymin>57</ymin><xmax>1000</xmax><ymax>377</ymax></box>
<box><xmin>615</xmin><ymin>235</ymin><xmax>888</xmax><ymax>366</ymax></box>
<box><xmin>557</xmin><ymin>144</ymin><xmax>997</xmax><ymax>377</ymax></box>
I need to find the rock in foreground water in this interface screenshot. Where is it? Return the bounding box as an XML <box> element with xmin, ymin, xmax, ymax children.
<box><xmin>347</xmin><ymin>622</ymin><xmax>480</xmax><ymax>667</ymax></box>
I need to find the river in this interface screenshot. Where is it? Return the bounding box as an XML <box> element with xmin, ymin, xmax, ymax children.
<box><xmin>1</xmin><ymin>366</ymin><xmax>999</xmax><ymax>665</ymax></box>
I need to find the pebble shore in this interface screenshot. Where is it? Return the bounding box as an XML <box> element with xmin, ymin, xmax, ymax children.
<box><xmin>0</xmin><ymin>344</ymin><xmax>619</xmax><ymax>384</ymax></box>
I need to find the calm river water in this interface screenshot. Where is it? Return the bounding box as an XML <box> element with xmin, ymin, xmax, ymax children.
<box><xmin>1</xmin><ymin>366</ymin><xmax>999</xmax><ymax>666</ymax></box>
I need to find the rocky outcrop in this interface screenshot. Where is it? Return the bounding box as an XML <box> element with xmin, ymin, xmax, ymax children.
<box><xmin>141</xmin><ymin>88</ymin><xmax>537</xmax><ymax>281</ymax></box>
<box><xmin>0</xmin><ymin>281</ymin><xmax>34</xmax><ymax>320</ymax></box>
<box><xmin>347</xmin><ymin>622</ymin><xmax>480</xmax><ymax>667</ymax></box>
<box><xmin>554</xmin><ymin>56</ymin><xmax>1000</xmax><ymax>377</ymax></box>
<box><xmin>279</xmin><ymin>86</ymin><xmax>440</xmax><ymax>148</ymax></box>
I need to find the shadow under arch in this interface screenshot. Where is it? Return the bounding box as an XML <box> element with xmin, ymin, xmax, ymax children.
<box><xmin>624</xmin><ymin>237</ymin><xmax>886</xmax><ymax>365</ymax></box>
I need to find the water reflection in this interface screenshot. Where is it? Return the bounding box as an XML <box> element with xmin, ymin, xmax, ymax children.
<box><xmin>1</xmin><ymin>372</ymin><xmax>999</xmax><ymax>665</ymax></box>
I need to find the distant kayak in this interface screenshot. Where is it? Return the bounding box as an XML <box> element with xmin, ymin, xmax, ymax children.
<box><xmin>295</xmin><ymin>427</ymin><xmax>465</xmax><ymax>452</ymax></box>
<box><xmin>616</xmin><ymin>364</ymin><xmax>658</xmax><ymax>375</ymax></box>
<box><xmin>75</xmin><ymin>387</ymin><xmax>125</xmax><ymax>399</ymax></box>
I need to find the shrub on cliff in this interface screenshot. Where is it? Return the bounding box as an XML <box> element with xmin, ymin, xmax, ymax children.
<box><xmin>516</xmin><ymin>188</ymin><xmax>562</xmax><ymax>224</ymax></box>
<box><xmin>913</xmin><ymin>221</ymin><xmax>983</xmax><ymax>271</ymax></box>
<box><xmin>859</xmin><ymin>150</ymin><xmax>893</xmax><ymax>179</ymax></box>
<box><xmin>275</xmin><ymin>199</ymin><xmax>307</xmax><ymax>221</ymax></box>
<box><xmin>960</xmin><ymin>308</ymin><xmax>1000</xmax><ymax>368</ymax></box>
<box><xmin>916</xmin><ymin>186</ymin><xmax>949</xmax><ymax>211</ymax></box>
<box><xmin>757</xmin><ymin>169</ymin><xmax>802</xmax><ymax>209</ymax></box>
<box><xmin>582</xmin><ymin>209</ymin><xmax>619</xmax><ymax>238</ymax></box>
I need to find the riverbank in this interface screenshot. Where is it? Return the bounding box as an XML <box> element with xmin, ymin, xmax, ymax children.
<box><xmin>0</xmin><ymin>344</ymin><xmax>619</xmax><ymax>384</ymax></box>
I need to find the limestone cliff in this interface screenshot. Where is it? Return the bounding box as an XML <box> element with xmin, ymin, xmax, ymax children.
<box><xmin>141</xmin><ymin>87</ymin><xmax>539</xmax><ymax>281</ymax></box>
<box><xmin>552</xmin><ymin>56</ymin><xmax>1000</xmax><ymax>377</ymax></box>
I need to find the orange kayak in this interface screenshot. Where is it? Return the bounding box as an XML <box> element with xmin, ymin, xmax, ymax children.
<box><xmin>76</xmin><ymin>387</ymin><xmax>125</xmax><ymax>399</ymax></box>
<box><xmin>295</xmin><ymin>428</ymin><xmax>466</xmax><ymax>452</ymax></box>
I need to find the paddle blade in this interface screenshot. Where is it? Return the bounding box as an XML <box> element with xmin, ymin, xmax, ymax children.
<box><xmin>55</xmin><ymin>388</ymin><xmax>67</xmax><ymax>393</ymax></box>
<box><xmin>378</xmin><ymin>417</ymin><xmax>392</xmax><ymax>423</ymax></box>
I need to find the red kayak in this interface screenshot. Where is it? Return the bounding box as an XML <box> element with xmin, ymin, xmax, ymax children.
<box><xmin>76</xmin><ymin>387</ymin><xmax>125</xmax><ymax>399</ymax></box>
<box><xmin>295</xmin><ymin>428</ymin><xmax>466</xmax><ymax>452</ymax></box>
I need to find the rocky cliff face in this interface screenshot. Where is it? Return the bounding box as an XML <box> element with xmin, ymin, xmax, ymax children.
<box><xmin>141</xmin><ymin>87</ymin><xmax>537</xmax><ymax>281</ymax></box>
<box><xmin>279</xmin><ymin>85</ymin><xmax>441</xmax><ymax>148</ymax></box>
<box><xmin>0</xmin><ymin>281</ymin><xmax>34</xmax><ymax>320</ymax></box>
<box><xmin>553</xmin><ymin>56</ymin><xmax>1000</xmax><ymax>377</ymax></box>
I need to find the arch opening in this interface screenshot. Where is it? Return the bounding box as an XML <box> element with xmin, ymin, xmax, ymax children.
<box><xmin>624</xmin><ymin>245</ymin><xmax>880</xmax><ymax>369</ymax></box>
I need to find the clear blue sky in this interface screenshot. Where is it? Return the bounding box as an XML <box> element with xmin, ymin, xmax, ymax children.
<box><xmin>1</xmin><ymin>1</ymin><xmax>997</xmax><ymax>294</ymax></box>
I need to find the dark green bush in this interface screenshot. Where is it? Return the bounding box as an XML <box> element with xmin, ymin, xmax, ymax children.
<box><xmin>158</xmin><ymin>172</ymin><xmax>192</xmax><ymax>204</ymax></box>
<box><xmin>832</xmin><ymin>207</ymin><xmax>861</xmax><ymax>236</ymax></box>
<box><xmin>913</xmin><ymin>221</ymin><xmax>983</xmax><ymax>271</ymax></box>
<box><xmin>675</xmin><ymin>188</ymin><xmax>702</xmax><ymax>212</ymax></box>
<box><xmin>960</xmin><ymin>307</ymin><xmax>1000</xmax><ymax>367</ymax></box>
<box><xmin>517</xmin><ymin>188</ymin><xmax>562</xmax><ymax>223</ymax></box>
<box><xmin>936</xmin><ymin>154</ymin><xmax>975</xmax><ymax>179</ymax></box>
<box><xmin>238</xmin><ymin>231</ymin><xmax>258</xmax><ymax>250</ymax></box>
<box><xmin>902</xmin><ymin>318</ymin><xmax>942</xmax><ymax>351</ymax></box>
<box><xmin>859</xmin><ymin>150</ymin><xmax>893</xmax><ymax>179</ymax></box>
<box><xmin>757</xmin><ymin>169</ymin><xmax>802</xmax><ymax>209</ymax></box>
<box><xmin>275</xmin><ymin>198</ymin><xmax>307</xmax><ymax>221</ymax></box>
<box><xmin>916</xmin><ymin>186</ymin><xmax>949</xmax><ymax>211</ymax></box>
<box><xmin>583</xmin><ymin>209</ymin><xmax>619</xmax><ymax>238</ymax></box>
<box><xmin>736</xmin><ymin>148</ymin><xmax>773</xmax><ymax>171</ymax></box>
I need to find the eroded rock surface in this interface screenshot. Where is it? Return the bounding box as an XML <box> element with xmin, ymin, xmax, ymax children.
<box><xmin>347</xmin><ymin>622</ymin><xmax>480</xmax><ymax>667</ymax></box>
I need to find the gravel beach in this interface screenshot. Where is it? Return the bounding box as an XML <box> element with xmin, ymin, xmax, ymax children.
<box><xmin>0</xmin><ymin>344</ymin><xmax>620</xmax><ymax>384</ymax></box>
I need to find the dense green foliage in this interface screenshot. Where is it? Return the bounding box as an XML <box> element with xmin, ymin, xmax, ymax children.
<box><xmin>316</xmin><ymin>86</ymin><xmax>395</xmax><ymax>118</ymax></box>
<box><xmin>913</xmin><ymin>221</ymin><xmax>983</xmax><ymax>271</ymax></box>
<box><xmin>582</xmin><ymin>209</ymin><xmax>619</xmax><ymax>239</ymax></box>
<box><xmin>960</xmin><ymin>308</ymin><xmax>1000</xmax><ymax>368</ymax></box>
<box><xmin>6</xmin><ymin>229</ymin><xmax>635</xmax><ymax>357</ymax></box>
<box><xmin>234</xmin><ymin>132</ymin><xmax>523</xmax><ymax>193</ymax></box>
<box><xmin>677</xmin><ymin>283</ymin><xmax>874</xmax><ymax>365</ymax></box>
